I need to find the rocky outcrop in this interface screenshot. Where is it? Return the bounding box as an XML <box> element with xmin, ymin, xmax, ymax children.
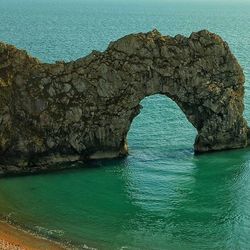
<box><xmin>0</xmin><ymin>30</ymin><xmax>248</xmax><ymax>175</ymax></box>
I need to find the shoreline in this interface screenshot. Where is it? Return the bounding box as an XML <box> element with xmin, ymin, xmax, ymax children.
<box><xmin>0</xmin><ymin>220</ymin><xmax>68</xmax><ymax>250</ymax></box>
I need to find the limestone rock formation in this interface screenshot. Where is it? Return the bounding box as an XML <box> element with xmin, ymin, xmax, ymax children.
<box><xmin>0</xmin><ymin>30</ymin><xmax>248</xmax><ymax>175</ymax></box>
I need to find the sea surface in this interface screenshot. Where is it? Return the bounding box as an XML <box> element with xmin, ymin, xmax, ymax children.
<box><xmin>0</xmin><ymin>0</ymin><xmax>250</xmax><ymax>249</ymax></box>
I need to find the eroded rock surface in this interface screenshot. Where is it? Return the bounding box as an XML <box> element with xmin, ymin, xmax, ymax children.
<box><xmin>0</xmin><ymin>30</ymin><xmax>248</xmax><ymax>174</ymax></box>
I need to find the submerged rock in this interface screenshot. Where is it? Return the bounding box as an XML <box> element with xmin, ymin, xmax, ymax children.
<box><xmin>0</xmin><ymin>30</ymin><xmax>249</xmax><ymax>174</ymax></box>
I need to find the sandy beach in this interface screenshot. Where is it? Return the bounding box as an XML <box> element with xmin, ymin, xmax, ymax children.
<box><xmin>0</xmin><ymin>221</ymin><xmax>66</xmax><ymax>250</ymax></box>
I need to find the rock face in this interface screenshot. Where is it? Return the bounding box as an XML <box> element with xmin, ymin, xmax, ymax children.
<box><xmin>0</xmin><ymin>30</ymin><xmax>248</xmax><ymax>174</ymax></box>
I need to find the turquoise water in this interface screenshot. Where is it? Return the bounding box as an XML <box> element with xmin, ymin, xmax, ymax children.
<box><xmin>0</xmin><ymin>1</ymin><xmax>250</xmax><ymax>249</ymax></box>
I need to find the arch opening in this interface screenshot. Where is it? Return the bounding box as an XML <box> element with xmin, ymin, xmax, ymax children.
<box><xmin>127</xmin><ymin>94</ymin><xmax>196</xmax><ymax>157</ymax></box>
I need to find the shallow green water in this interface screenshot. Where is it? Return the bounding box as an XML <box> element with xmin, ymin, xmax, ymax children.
<box><xmin>0</xmin><ymin>1</ymin><xmax>250</xmax><ymax>249</ymax></box>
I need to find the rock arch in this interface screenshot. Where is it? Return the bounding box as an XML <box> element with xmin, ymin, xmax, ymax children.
<box><xmin>0</xmin><ymin>30</ymin><xmax>249</xmax><ymax>171</ymax></box>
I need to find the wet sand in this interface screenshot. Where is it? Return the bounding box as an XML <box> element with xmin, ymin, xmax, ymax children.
<box><xmin>0</xmin><ymin>221</ymin><xmax>66</xmax><ymax>250</ymax></box>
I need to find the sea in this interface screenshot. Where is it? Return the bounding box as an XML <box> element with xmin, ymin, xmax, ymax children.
<box><xmin>0</xmin><ymin>0</ymin><xmax>250</xmax><ymax>249</ymax></box>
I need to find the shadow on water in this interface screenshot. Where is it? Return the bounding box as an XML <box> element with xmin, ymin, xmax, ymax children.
<box><xmin>120</xmin><ymin>148</ymin><xmax>250</xmax><ymax>250</ymax></box>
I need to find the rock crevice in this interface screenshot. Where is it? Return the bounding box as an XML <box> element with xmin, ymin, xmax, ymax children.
<box><xmin>0</xmin><ymin>30</ymin><xmax>248</xmax><ymax>174</ymax></box>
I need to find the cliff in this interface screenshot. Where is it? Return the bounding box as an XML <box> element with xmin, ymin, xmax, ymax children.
<box><xmin>0</xmin><ymin>30</ymin><xmax>248</xmax><ymax>175</ymax></box>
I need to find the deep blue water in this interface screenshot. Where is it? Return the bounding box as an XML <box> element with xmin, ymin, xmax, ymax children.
<box><xmin>0</xmin><ymin>1</ymin><xmax>250</xmax><ymax>249</ymax></box>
